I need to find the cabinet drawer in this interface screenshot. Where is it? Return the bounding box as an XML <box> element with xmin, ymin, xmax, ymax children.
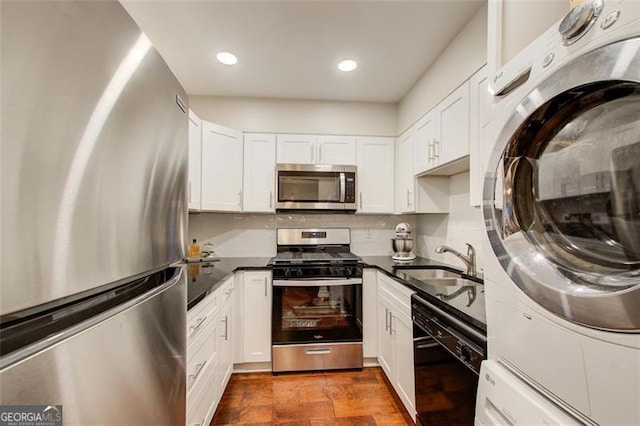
<box><xmin>186</xmin><ymin>314</ymin><xmax>217</xmax><ymax>393</ymax></box>
<box><xmin>187</xmin><ymin>352</ymin><xmax>219</xmax><ymax>426</ymax></box>
<box><xmin>219</xmin><ymin>276</ymin><xmax>235</xmax><ymax>305</ymax></box>
<box><xmin>187</xmin><ymin>292</ymin><xmax>218</xmax><ymax>343</ymax></box>
<box><xmin>378</xmin><ymin>273</ymin><xmax>414</xmax><ymax>317</ymax></box>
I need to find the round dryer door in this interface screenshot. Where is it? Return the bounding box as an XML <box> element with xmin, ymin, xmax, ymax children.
<box><xmin>484</xmin><ymin>37</ymin><xmax>640</xmax><ymax>331</ymax></box>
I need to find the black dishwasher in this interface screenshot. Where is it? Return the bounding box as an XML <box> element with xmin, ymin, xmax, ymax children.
<box><xmin>411</xmin><ymin>293</ymin><xmax>486</xmax><ymax>425</ymax></box>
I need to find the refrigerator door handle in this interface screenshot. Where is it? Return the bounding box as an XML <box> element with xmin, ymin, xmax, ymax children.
<box><xmin>1</xmin><ymin>266</ymin><xmax>186</xmax><ymax>369</ymax></box>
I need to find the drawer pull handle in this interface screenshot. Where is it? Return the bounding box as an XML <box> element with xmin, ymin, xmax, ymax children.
<box><xmin>222</xmin><ymin>316</ymin><xmax>228</xmax><ymax>340</ymax></box>
<box><xmin>384</xmin><ymin>308</ymin><xmax>389</xmax><ymax>331</ymax></box>
<box><xmin>189</xmin><ymin>316</ymin><xmax>208</xmax><ymax>334</ymax></box>
<box><xmin>305</xmin><ymin>348</ymin><xmax>331</xmax><ymax>355</ymax></box>
<box><xmin>189</xmin><ymin>360</ymin><xmax>207</xmax><ymax>382</ymax></box>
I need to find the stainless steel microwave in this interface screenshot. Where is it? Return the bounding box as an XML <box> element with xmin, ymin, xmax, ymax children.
<box><xmin>276</xmin><ymin>164</ymin><xmax>357</xmax><ymax>212</ymax></box>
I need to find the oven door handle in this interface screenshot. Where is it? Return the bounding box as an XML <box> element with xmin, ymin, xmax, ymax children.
<box><xmin>273</xmin><ymin>278</ymin><xmax>363</xmax><ymax>287</ymax></box>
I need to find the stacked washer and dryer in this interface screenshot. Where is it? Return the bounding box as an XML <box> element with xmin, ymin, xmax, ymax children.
<box><xmin>476</xmin><ymin>0</ymin><xmax>640</xmax><ymax>425</ymax></box>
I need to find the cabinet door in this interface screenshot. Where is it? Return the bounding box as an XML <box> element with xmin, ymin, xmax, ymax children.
<box><xmin>356</xmin><ymin>137</ymin><xmax>394</xmax><ymax>214</ymax></box>
<box><xmin>317</xmin><ymin>135</ymin><xmax>356</xmax><ymax>165</ymax></box>
<box><xmin>242</xmin><ymin>271</ymin><xmax>272</xmax><ymax>363</ymax></box>
<box><xmin>276</xmin><ymin>134</ymin><xmax>317</xmax><ymax>164</ymax></box>
<box><xmin>438</xmin><ymin>81</ymin><xmax>470</xmax><ymax>165</ymax></box>
<box><xmin>414</xmin><ymin>111</ymin><xmax>439</xmax><ymax>175</ymax></box>
<box><xmin>188</xmin><ymin>110</ymin><xmax>202</xmax><ymax>211</ymax></box>
<box><xmin>216</xmin><ymin>300</ymin><xmax>233</xmax><ymax>391</ymax></box>
<box><xmin>377</xmin><ymin>293</ymin><xmax>395</xmax><ymax>380</ymax></box>
<box><xmin>395</xmin><ymin>129</ymin><xmax>415</xmax><ymax>213</ymax></box>
<box><xmin>469</xmin><ymin>66</ymin><xmax>490</xmax><ymax>206</ymax></box>
<box><xmin>243</xmin><ymin>133</ymin><xmax>276</xmax><ymax>212</ymax></box>
<box><xmin>201</xmin><ymin>122</ymin><xmax>243</xmax><ymax>212</ymax></box>
<box><xmin>392</xmin><ymin>310</ymin><xmax>416</xmax><ymax>419</ymax></box>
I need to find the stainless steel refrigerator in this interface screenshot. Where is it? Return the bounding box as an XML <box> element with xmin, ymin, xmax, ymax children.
<box><xmin>1</xmin><ymin>1</ymin><xmax>188</xmax><ymax>424</ymax></box>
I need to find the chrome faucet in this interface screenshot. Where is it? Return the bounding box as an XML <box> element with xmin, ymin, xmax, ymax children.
<box><xmin>435</xmin><ymin>243</ymin><xmax>477</xmax><ymax>276</ymax></box>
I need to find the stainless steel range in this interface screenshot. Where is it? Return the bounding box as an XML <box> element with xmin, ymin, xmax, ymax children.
<box><xmin>271</xmin><ymin>228</ymin><xmax>363</xmax><ymax>373</ymax></box>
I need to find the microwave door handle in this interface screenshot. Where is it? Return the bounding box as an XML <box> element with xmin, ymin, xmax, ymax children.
<box><xmin>339</xmin><ymin>172</ymin><xmax>346</xmax><ymax>203</ymax></box>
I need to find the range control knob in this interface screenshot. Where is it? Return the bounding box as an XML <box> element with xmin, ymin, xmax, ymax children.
<box><xmin>284</xmin><ymin>268</ymin><xmax>292</xmax><ymax>278</ymax></box>
<box><xmin>296</xmin><ymin>268</ymin><xmax>303</xmax><ymax>277</ymax></box>
<box><xmin>460</xmin><ymin>345</ymin><xmax>472</xmax><ymax>363</ymax></box>
<box><xmin>559</xmin><ymin>0</ymin><xmax>602</xmax><ymax>43</ymax></box>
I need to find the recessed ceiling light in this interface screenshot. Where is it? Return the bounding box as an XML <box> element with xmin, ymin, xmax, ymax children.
<box><xmin>216</xmin><ymin>51</ymin><xmax>238</xmax><ymax>65</ymax></box>
<box><xmin>338</xmin><ymin>59</ymin><xmax>357</xmax><ymax>72</ymax></box>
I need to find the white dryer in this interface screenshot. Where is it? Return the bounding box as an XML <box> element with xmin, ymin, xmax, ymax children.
<box><xmin>482</xmin><ymin>0</ymin><xmax>640</xmax><ymax>424</ymax></box>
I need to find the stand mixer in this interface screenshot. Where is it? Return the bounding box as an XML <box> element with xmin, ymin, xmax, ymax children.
<box><xmin>391</xmin><ymin>222</ymin><xmax>416</xmax><ymax>261</ymax></box>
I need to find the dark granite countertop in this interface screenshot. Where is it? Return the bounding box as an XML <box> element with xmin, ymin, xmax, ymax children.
<box><xmin>187</xmin><ymin>257</ymin><xmax>272</xmax><ymax>310</ymax></box>
<box><xmin>187</xmin><ymin>255</ymin><xmax>486</xmax><ymax>332</ymax></box>
<box><xmin>358</xmin><ymin>255</ymin><xmax>458</xmax><ymax>274</ymax></box>
<box><xmin>359</xmin><ymin>255</ymin><xmax>486</xmax><ymax>332</ymax></box>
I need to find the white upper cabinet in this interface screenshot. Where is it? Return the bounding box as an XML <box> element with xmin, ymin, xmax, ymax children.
<box><xmin>438</xmin><ymin>81</ymin><xmax>470</xmax><ymax>166</ymax></box>
<box><xmin>276</xmin><ymin>134</ymin><xmax>316</xmax><ymax>164</ymax></box>
<box><xmin>317</xmin><ymin>135</ymin><xmax>356</xmax><ymax>165</ymax></box>
<box><xmin>469</xmin><ymin>65</ymin><xmax>492</xmax><ymax>206</ymax></box>
<box><xmin>201</xmin><ymin>122</ymin><xmax>243</xmax><ymax>212</ymax></box>
<box><xmin>414</xmin><ymin>81</ymin><xmax>471</xmax><ymax>176</ymax></box>
<box><xmin>395</xmin><ymin>128</ymin><xmax>415</xmax><ymax>214</ymax></box>
<box><xmin>414</xmin><ymin>111</ymin><xmax>439</xmax><ymax>175</ymax></box>
<box><xmin>188</xmin><ymin>110</ymin><xmax>202</xmax><ymax>211</ymax></box>
<box><xmin>243</xmin><ymin>133</ymin><xmax>276</xmax><ymax>213</ymax></box>
<box><xmin>356</xmin><ymin>137</ymin><xmax>394</xmax><ymax>214</ymax></box>
<box><xmin>276</xmin><ymin>134</ymin><xmax>356</xmax><ymax>165</ymax></box>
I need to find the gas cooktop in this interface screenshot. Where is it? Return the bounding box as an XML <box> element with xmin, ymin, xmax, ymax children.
<box><xmin>272</xmin><ymin>252</ymin><xmax>361</xmax><ymax>264</ymax></box>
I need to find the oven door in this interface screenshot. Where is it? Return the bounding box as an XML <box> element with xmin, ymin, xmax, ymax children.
<box><xmin>272</xmin><ymin>278</ymin><xmax>362</xmax><ymax>344</ymax></box>
<box><xmin>484</xmin><ymin>37</ymin><xmax>640</xmax><ymax>331</ymax></box>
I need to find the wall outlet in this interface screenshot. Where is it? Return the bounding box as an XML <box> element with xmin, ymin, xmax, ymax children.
<box><xmin>365</xmin><ymin>228</ymin><xmax>373</xmax><ymax>240</ymax></box>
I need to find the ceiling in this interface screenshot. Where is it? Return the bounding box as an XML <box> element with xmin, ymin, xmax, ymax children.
<box><xmin>120</xmin><ymin>0</ymin><xmax>485</xmax><ymax>103</ymax></box>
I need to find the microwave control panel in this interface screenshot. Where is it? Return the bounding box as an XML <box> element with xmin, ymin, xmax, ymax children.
<box><xmin>345</xmin><ymin>174</ymin><xmax>356</xmax><ymax>203</ymax></box>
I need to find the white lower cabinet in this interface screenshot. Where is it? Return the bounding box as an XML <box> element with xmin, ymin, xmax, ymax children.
<box><xmin>239</xmin><ymin>270</ymin><xmax>272</xmax><ymax>363</ymax></box>
<box><xmin>216</xmin><ymin>298</ymin><xmax>233</xmax><ymax>392</ymax></box>
<box><xmin>377</xmin><ymin>272</ymin><xmax>416</xmax><ymax>421</ymax></box>
<box><xmin>187</xmin><ymin>275</ymin><xmax>234</xmax><ymax>426</ymax></box>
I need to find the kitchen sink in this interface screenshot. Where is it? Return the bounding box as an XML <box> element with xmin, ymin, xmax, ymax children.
<box><xmin>395</xmin><ymin>268</ymin><xmax>478</xmax><ymax>287</ymax></box>
<box><xmin>395</xmin><ymin>267</ymin><xmax>481</xmax><ymax>306</ymax></box>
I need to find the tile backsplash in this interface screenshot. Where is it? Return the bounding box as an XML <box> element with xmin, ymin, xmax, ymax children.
<box><xmin>189</xmin><ymin>172</ymin><xmax>486</xmax><ymax>268</ymax></box>
<box><xmin>189</xmin><ymin>213</ymin><xmax>417</xmax><ymax>258</ymax></box>
<box><xmin>416</xmin><ymin>172</ymin><xmax>485</xmax><ymax>271</ymax></box>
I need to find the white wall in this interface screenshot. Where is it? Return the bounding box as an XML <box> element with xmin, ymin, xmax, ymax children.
<box><xmin>189</xmin><ymin>213</ymin><xmax>416</xmax><ymax>258</ymax></box>
<box><xmin>189</xmin><ymin>96</ymin><xmax>397</xmax><ymax>136</ymax></box>
<box><xmin>397</xmin><ymin>3</ymin><xmax>487</xmax><ymax>134</ymax></box>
